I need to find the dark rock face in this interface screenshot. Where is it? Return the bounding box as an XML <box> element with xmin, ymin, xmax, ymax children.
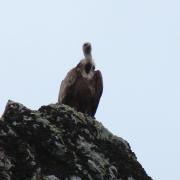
<box><xmin>0</xmin><ymin>100</ymin><xmax>152</xmax><ymax>180</ymax></box>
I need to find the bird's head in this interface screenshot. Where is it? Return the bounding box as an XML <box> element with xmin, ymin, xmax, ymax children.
<box><xmin>83</xmin><ymin>42</ymin><xmax>92</xmax><ymax>57</ymax></box>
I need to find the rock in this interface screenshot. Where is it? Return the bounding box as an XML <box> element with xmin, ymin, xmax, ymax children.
<box><xmin>0</xmin><ymin>100</ymin><xmax>152</xmax><ymax>180</ymax></box>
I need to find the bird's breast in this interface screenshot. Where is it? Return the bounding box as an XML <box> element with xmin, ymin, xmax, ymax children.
<box><xmin>74</xmin><ymin>76</ymin><xmax>95</xmax><ymax>97</ymax></box>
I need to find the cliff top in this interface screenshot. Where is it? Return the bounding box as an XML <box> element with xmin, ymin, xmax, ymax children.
<box><xmin>0</xmin><ymin>100</ymin><xmax>152</xmax><ymax>180</ymax></box>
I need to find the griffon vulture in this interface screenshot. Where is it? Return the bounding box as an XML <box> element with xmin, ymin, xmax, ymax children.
<box><xmin>58</xmin><ymin>42</ymin><xmax>103</xmax><ymax>117</ymax></box>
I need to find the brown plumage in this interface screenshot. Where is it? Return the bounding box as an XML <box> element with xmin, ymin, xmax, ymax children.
<box><xmin>58</xmin><ymin>42</ymin><xmax>103</xmax><ymax>117</ymax></box>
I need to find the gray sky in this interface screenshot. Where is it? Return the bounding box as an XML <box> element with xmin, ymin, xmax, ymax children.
<box><xmin>0</xmin><ymin>1</ymin><xmax>180</xmax><ymax>179</ymax></box>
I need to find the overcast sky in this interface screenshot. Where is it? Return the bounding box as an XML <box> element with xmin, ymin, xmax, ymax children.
<box><xmin>0</xmin><ymin>1</ymin><xmax>180</xmax><ymax>179</ymax></box>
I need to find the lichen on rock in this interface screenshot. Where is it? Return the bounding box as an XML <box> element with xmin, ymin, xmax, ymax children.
<box><xmin>0</xmin><ymin>100</ymin><xmax>152</xmax><ymax>180</ymax></box>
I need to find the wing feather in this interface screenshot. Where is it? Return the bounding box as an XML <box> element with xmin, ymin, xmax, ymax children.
<box><xmin>58</xmin><ymin>68</ymin><xmax>78</xmax><ymax>103</ymax></box>
<box><xmin>91</xmin><ymin>70</ymin><xmax>103</xmax><ymax>116</ymax></box>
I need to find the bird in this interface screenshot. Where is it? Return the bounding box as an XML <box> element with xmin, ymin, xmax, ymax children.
<box><xmin>58</xmin><ymin>42</ymin><xmax>103</xmax><ymax>117</ymax></box>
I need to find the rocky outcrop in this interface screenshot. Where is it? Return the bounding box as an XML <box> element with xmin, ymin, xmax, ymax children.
<box><xmin>0</xmin><ymin>100</ymin><xmax>152</xmax><ymax>180</ymax></box>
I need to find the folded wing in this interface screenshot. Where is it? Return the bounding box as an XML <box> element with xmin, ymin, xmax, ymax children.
<box><xmin>58</xmin><ymin>68</ymin><xmax>78</xmax><ymax>104</ymax></box>
<box><xmin>91</xmin><ymin>70</ymin><xmax>103</xmax><ymax>116</ymax></box>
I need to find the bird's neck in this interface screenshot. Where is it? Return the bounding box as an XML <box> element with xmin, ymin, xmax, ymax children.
<box><xmin>85</xmin><ymin>53</ymin><xmax>95</xmax><ymax>67</ymax></box>
<box><xmin>78</xmin><ymin>55</ymin><xmax>95</xmax><ymax>78</ymax></box>
<box><xmin>84</xmin><ymin>53</ymin><xmax>92</xmax><ymax>61</ymax></box>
